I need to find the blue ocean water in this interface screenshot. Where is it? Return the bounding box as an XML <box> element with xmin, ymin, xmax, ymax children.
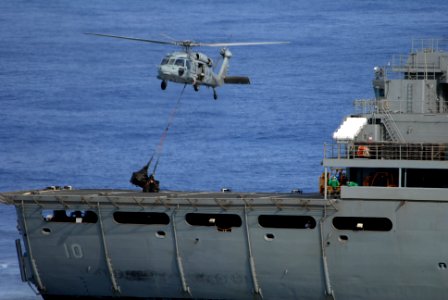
<box><xmin>0</xmin><ymin>1</ymin><xmax>446</xmax><ymax>298</ymax></box>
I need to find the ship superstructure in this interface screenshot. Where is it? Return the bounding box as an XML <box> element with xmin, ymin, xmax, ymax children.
<box><xmin>325</xmin><ymin>38</ymin><xmax>448</xmax><ymax>199</ymax></box>
<box><xmin>1</xmin><ymin>39</ymin><xmax>448</xmax><ymax>300</ymax></box>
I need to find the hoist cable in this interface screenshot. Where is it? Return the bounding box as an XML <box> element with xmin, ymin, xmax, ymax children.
<box><xmin>148</xmin><ymin>84</ymin><xmax>187</xmax><ymax>175</ymax></box>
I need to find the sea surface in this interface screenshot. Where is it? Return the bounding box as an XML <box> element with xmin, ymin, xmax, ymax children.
<box><xmin>0</xmin><ymin>0</ymin><xmax>446</xmax><ymax>299</ymax></box>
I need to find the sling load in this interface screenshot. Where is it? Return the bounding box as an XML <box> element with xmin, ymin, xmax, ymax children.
<box><xmin>130</xmin><ymin>85</ymin><xmax>186</xmax><ymax>192</ymax></box>
<box><xmin>130</xmin><ymin>156</ymin><xmax>160</xmax><ymax>192</ymax></box>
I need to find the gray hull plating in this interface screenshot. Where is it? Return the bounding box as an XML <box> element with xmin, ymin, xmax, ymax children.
<box><xmin>2</xmin><ymin>190</ymin><xmax>447</xmax><ymax>300</ymax></box>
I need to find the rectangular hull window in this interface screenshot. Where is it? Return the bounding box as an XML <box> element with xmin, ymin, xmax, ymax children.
<box><xmin>258</xmin><ymin>215</ymin><xmax>316</xmax><ymax>229</ymax></box>
<box><xmin>332</xmin><ymin>217</ymin><xmax>392</xmax><ymax>231</ymax></box>
<box><xmin>42</xmin><ymin>210</ymin><xmax>98</xmax><ymax>224</ymax></box>
<box><xmin>185</xmin><ymin>213</ymin><xmax>242</xmax><ymax>232</ymax></box>
<box><xmin>113</xmin><ymin>212</ymin><xmax>170</xmax><ymax>225</ymax></box>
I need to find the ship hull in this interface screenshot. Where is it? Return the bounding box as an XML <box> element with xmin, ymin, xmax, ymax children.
<box><xmin>4</xmin><ymin>189</ymin><xmax>448</xmax><ymax>300</ymax></box>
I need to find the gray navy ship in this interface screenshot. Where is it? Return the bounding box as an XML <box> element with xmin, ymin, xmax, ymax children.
<box><xmin>2</xmin><ymin>38</ymin><xmax>448</xmax><ymax>299</ymax></box>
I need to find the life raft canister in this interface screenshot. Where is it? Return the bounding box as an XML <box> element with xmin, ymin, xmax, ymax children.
<box><xmin>357</xmin><ymin>145</ymin><xmax>370</xmax><ymax>157</ymax></box>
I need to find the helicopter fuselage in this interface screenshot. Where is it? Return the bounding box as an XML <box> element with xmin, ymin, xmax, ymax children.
<box><xmin>157</xmin><ymin>48</ymin><xmax>244</xmax><ymax>99</ymax></box>
<box><xmin>157</xmin><ymin>51</ymin><xmax>219</xmax><ymax>87</ymax></box>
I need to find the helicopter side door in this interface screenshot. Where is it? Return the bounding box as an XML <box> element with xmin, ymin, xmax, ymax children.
<box><xmin>174</xmin><ymin>58</ymin><xmax>186</xmax><ymax>77</ymax></box>
<box><xmin>185</xmin><ymin>59</ymin><xmax>194</xmax><ymax>82</ymax></box>
<box><xmin>175</xmin><ymin>58</ymin><xmax>197</xmax><ymax>84</ymax></box>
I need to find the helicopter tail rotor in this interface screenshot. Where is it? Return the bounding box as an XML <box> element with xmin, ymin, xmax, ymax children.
<box><xmin>220</xmin><ymin>48</ymin><xmax>232</xmax><ymax>59</ymax></box>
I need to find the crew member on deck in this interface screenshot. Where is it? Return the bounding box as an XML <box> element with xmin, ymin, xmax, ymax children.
<box><xmin>144</xmin><ymin>174</ymin><xmax>160</xmax><ymax>193</ymax></box>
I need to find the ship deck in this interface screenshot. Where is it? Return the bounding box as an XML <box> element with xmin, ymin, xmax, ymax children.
<box><xmin>0</xmin><ymin>188</ymin><xmax>328</xmax><ymax>209</ymax></box>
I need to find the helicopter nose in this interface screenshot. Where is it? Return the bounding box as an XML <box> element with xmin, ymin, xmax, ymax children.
<box><xmin>158</xmin><ymin>65</ymin><xmax>170</xmax><ymax>75</ymax></box>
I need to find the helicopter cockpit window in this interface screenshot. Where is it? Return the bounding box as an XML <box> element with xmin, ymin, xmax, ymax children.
<box><xmin>175</xmin><ymin>59</ymin><xmax>185</xmax><ymax>67</ymax></box>
<box><xmin>168</xmin><ymin>58</ymin><xmax>175</xmax><ymax>65</ymax></box>
<box><xmin>186</xmin><ymin>60</ymin><xmax>191</xmax><ymax>69</ymax></box>
<box><xmin>161</xmin><ymin>57</ymin><xmax>169</xmax><ymax>65</ymax></box>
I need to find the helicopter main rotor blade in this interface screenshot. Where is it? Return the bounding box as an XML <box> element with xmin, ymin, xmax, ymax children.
<box><xmin>198</xmin><ymin>41</ymin><xmax>290</xmax><ymax>47</ymax></box>
<box><xmin>86</xmin><ymin>33</ymin><xmax>289</xmax><ymax>49</ymax></box>
<box><xmin>85</xmin><ymin>32</ymin><xmax>178</xmax><ymax>46</ymax></box>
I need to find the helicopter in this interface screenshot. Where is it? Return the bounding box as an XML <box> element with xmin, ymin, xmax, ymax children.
<box><xmin>86</xmin><ymin>33</ymin><xmax>288</xmax><ymax>99</ymax></box>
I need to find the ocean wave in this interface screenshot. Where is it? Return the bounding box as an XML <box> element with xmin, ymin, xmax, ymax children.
<box><xmin>0</xmin><ymin>263</ymin><xmax>9</xmax><ymax>269</ymax></box>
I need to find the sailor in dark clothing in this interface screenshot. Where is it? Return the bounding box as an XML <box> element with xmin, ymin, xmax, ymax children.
<box><xmin>144</xmin><ymin>174</ymin><xmax>160</xmax><ymax>193</ymax></box>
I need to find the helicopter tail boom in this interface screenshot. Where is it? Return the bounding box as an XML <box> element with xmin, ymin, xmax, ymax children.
<box><xmin>214</xmin><ymin>48</ymin><xmax>233</xmax><ymax>86</ymax></box>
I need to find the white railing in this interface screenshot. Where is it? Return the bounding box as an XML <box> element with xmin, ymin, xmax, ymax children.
<box><xmin>411</xmin><ymin>38</ymin><xmax>448</xmax><ymax>53</ymax></box>
<box><xmin>324</xmin><ymin>142</ymin><xmax>448</xmax><ymax>161</ymax></box>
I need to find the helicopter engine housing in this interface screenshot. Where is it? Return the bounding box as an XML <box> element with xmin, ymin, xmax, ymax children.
<box><xmin>195</xmin><ymin>53</ymin><xmax>213</xmax><ymax>66</ymax></box>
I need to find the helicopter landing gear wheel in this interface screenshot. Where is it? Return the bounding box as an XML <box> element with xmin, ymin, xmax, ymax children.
<box><xmin>213</xmin><ymin>89</ymin><xmax>218</xmax><ymax>100</ymax></box>
<box><xmin>194</xmin><ymin>84</ymin><xmax>199</xmax><ymax>92</ymax></box>
<box><xmin>161</xmin><ymin>80</ymin><xmax>167</xmax><ymax>90</ymax></box>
